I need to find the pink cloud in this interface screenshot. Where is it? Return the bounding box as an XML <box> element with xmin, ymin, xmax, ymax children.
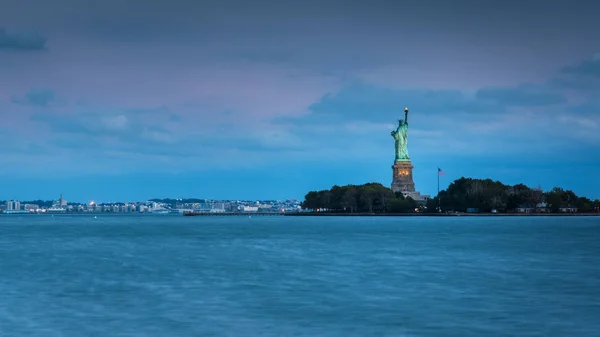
<box><xmin>2</xmin><ymin>38</ymin><xmax>342</xmax><ymax>115</ymax></box>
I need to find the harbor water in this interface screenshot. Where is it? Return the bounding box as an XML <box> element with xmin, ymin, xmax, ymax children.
<box><xmin>1</xmin><ymin>215</ymin><xmax>599</xmax><ymax>336</ymax></box>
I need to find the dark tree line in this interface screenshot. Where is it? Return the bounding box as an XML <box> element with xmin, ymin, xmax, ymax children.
<box><xmin>302</xmin><ymin>183</ymin><xmax>418</xmax><ymax>213</ymax></box>
<box><xmin>302</xmin><ymin>178</ymin><xmax>600</xmax><ymax>213</ymax></box>
<box><xmin>426</xmin><ymin>177</ymin><xmax>599</xmax><ymax>213</ymax></box>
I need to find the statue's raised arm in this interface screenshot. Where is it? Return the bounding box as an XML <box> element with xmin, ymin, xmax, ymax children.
<box><xmin>404</xmin><ymin>107</ymin><xmax>409</xmax><ymax>125</ymax></box>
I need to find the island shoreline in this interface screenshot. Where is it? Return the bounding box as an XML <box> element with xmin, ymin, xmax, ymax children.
<box><xmin>282</xmin><ymin>212</ymin><xmax>600</xmax><ymax>217</ymax></box>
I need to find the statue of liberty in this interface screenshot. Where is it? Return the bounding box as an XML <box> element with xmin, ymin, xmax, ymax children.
<box><xmin>391</xmin><ymin>107</ymin><xmax>410</xmax><ymax>161</ymax></box>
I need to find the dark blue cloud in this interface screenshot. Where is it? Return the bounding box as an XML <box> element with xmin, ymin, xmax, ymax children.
<box><xmin>562</xmin><ymin>56</ymin><xmax>600</xmax><ymax>78</ymax></box>
<box><xmin>12</xmin><ymin>89</ymin><xmax>59</xmax><ymax>106</ymax></box>
<box><xmin>278</xmin><ymin>82</ymin><xmax>502</xmax><ymax>127</ymax></box>
<box><xmin>547</xmin><ymin>76</ymin><xmax>600</xmax><ymax>92</ymax></box>
<box><xmin>566</xmin><ymin>101</ymin><xmax>600</xmax><ymax>115</ymax></box>
<box><xmin>29</xmin><ymin>106</ymin><xmax>302</xmax><ymax>159</ymax></box>
<box><xmin>476</xmin><ymin>84</ymin><xmax>566</xmax><ymax>106</ymax></box>
<box><xmin>283</xmin><ymin>70</ymin><xmax>593</xmax><ymax>136</ymax></box>
<box><xmin>29</xmin><ymin>107</ymin><xmax>177</xmax><ymax>146</ymax></box>
<box><xmin>273</xmin><ymin>69</ymin><xmax>600</xmax><ymax>175</ymax></box>
<box><xmin>0</xmin><ymin>128</ymin><xmax>47</xmax><ymax>155</ymax></box>
<box><xmin>0</xmin><ymin>28</ymin><xmax>47</xmax><ymax>51</ymax></box>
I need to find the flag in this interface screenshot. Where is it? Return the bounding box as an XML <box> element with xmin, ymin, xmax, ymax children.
<box><xmin>438</xmin><ymin>167</ymin><xmax>445</xmax><ymax>176</ymax></box>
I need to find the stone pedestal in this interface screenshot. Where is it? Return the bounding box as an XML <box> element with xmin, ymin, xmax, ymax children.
<box><xmin>391</xmin><ymin>161</ymin><xmax>430</xmax><ymax>203</ymax></box>
<box><xmin>391</xmin><ymin>161</ymin><xmax>415</xmax><ymax>193</ymax></box>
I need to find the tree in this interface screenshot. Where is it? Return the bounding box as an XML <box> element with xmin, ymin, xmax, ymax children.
<box><xmin>544</xmin><ymin>187</ymin><xmax>564</xmax><ymax>212</ymax></box>
<box><xmin>376</xmin><ymin>187</ymin><xmax>395</xmax><ymax>212</ymax></box>
<box><xmin>329</xmin><ymin>185</ymin><xmax>345</xmax><ymax>211</ymax></box>
<box><xmin>425</xmin><ymin>197</ymin><xmax>439</xmax><ymax>213</ymax></box>
<box><xmin>576</xmin><ymin>197</ymin><xmax>594</xmax><ymax>212</ymax></box>
<box><xmin>301</xmin><ymin>178</ymin><xmax>593</xmax><ymax>214</ymax></box>
<box><xmin>301</xmin><ymin>183</ymin><xmax>416</xmax><ymax>213</ymax></box>
<box><xmin>593</xmin><ymin>200</ymin><xmax>600</xmax><ymax>212</ymax></box>
<box><xmin>302</xmin><ymin>191</ymin><xmax>322</xmax><ymax>211</ymax></box>
<box><xmin>387</xmin><ymin>196</ymin><xmax>417</xmax><ymax>213</ymax></box>
<box><xmin>358</xmin><ymin>185</ymin><xmax>377</xmax><ymax>213</ymax></box>
<box><xmin>341</xmin><ymin>186</ymin><xmax>359</xmax><ymax>213</ymax></box>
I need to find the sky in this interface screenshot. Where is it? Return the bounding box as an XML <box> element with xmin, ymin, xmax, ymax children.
<box><xmin>1</xmin><ymin>0</ymin><xmax>600</xmax><ymax>202</ymax></box>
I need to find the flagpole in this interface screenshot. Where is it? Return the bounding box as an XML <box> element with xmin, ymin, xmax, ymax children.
<box><xmin>437</xmin><ymin>167</ymin><xmax>440</xmax><ymax>212</ymax></box>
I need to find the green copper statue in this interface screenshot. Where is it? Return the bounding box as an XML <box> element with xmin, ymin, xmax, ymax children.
<box><xmin>391</xmin><ymin>107</ymin><xmax>410</xmax><ymax>162</ymax></box>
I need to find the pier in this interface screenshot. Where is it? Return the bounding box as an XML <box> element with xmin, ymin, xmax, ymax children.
<box><xmin>183</xmin><ymin>211</ymin><xmax>284</xmax><ymax>216</ymax></box>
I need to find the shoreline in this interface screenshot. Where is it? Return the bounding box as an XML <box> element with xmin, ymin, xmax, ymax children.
<box><xmin>0</xmin><ymin>212</ymin><xmax>178</xmax><ymax>216</ymax></box>
<box><xmin>282</xmin><ymin>212</ymin><xmax>600</xmax><ymax>217</ymax></box>
<box><xmin>2</xmin><ymin>212</ymin><xmax>599</xmax><ymax>217</ymax></box>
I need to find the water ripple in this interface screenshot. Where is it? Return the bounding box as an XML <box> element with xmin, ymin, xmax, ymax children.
<box><xmin>1</xmin><ymin>215</ymin><xmax>599</xmax><ymax>336</ymax></box>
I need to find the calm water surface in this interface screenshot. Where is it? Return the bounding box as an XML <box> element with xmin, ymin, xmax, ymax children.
<box><xmin>1</xmin><ymin>215</ymin><xmax>599</xmax><ymax>336</ymax></box>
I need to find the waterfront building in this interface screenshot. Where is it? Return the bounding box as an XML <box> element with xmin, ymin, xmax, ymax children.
<box><xmin>6</xmin><ymin>200</ymin><xmax>20</xmax><ymax>211</ymax></box>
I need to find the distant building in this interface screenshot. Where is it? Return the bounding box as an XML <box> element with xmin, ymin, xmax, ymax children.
<box><xmin>517</xmin><ymin>204</ymin><xmax>550</xmax><ymax>213</ymax></box>
<box><xmin>46</xmin><ymin>207</ymin><xmax>66</xmax><ymax>213</ymax></box>
<box><xmin>210</xmin><ymin>204</ymin><xmax>226</xmax><ymax>213</ymax></box>
<box><xmin>23</xmin><ymin>204</ymin><xmax>40</xmax><ymax>211</ymax></box>
<box><xmin>516</xmin><ymin>206</ymin><xmax>535</xmax><ymax>213</ymax></box>
<box><xmin>59</xmin><ymin>194</ymin><xmax>67</xmax><ymax>207</ymax></box>
<box><xmin>6</xmin><ymin>200</ymin><xmax>20</xmax><ymax>211</ymax></box>
<box><xmin>559</xmin><ymin>206</ymin><xmax>578</xmax><ymax>213</ymax></box>
<box><xmin>258</xmin><ymin>204</ymin><xmax>273</xmax><ymax>212</ymax></box>
<box><xmin>211</xmin><ymin>203</ymin><xmax>226</xmax><ymax>212</ymax></box>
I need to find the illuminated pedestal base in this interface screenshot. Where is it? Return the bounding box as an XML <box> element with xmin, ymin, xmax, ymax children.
<box><xmin>391</xmin><ymin>161</ymin><xmax>430</xmax><ymax>202</ymax></box>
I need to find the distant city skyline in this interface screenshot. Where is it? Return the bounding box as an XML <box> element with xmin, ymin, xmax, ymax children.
<box><xmin>1</xmin><ymin>195</ymin><xmax>302</xmax><ymax>214</ymax></box>
<box><xmin>1</xmin><ymin>0</ymin><xmax>600</xmax><ymax>201</ymax></box>
<box><xmin>0</xmin><ymin>194</ymin><xmax>299</xmax><ymax>204</ymax></box>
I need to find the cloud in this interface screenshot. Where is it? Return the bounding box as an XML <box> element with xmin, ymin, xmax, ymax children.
<box><xmin>272</xmin><ymin>63</ymin><xmax>600</xmax><ymax>165</ymax></box>
<box><xmin>0</xmin><ymin>127</ymin><xmax>47</xmax><ymax>155</ymax></box>
<box><xmin>561</xmin><ymin>55</ymin><xmax>600</xmax><ymax>78</ymax></box>
<box><xmin>566</xmin><ymin>101</ymin><xmax>600</xmax><ymax>116</ymax></box>
<box><xmin>550</xmin><ymin>56</ymin><xmax>600</xmax><ymax>94</ymax></box>
<box><xmin>0</xmin><ymin>28</ymin><xmax>47</xmax><ymax>51</ymax></box>
<box><xmin>1</xmin><ymin>48</ymin><xmax>599</xmax><ymax>193</ymax></box>
<box><xmin>18</xmin><ymin>52</ymin><xmax>598</xmax><ymax>177</ymax></box>
<box><xmin>559</xmin><ymin>102</ymin><xmax>600</xmax><ymax>143</ymax></box>
<box><xmin>280</xmin><ymin>82</ymin><xmax>501</xmax><ymax>127</ymax></box>
<box><xmin>7</xmin><ymin>53</ymin><xmax>598</xmax><ymax>173</ymax></box>
<box><xmin>475</xmin><ymin>84</ymin><xmax>567</xmax><ymax>106</ymax></box>
<box><xmin>547</xmin><ymin>76</ymin><xmax>600</xmax><ymax>92</ymax></box>
<box><xmin>0</xmin><ymin>3</ymin><xmax>599</xmax><ymax>200</ymax></box>
<box><xmin>11</xmin><ymin>89</ymin><xmax>62</xmax><ymax>106</ymax></box>
<box><xmin>30</xmin><ymin>106</ymin><xmax>179</xmax><ymax>145</ymax></box>
<box><xmin>560</xmin><ymin>116</ymin><xmax>597</xmax><ymax>129</ymax></box>
<box><xmin>26</xmin><ymin>103</ymin><xmax>311</xmax><ymax>172</ymax></box>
